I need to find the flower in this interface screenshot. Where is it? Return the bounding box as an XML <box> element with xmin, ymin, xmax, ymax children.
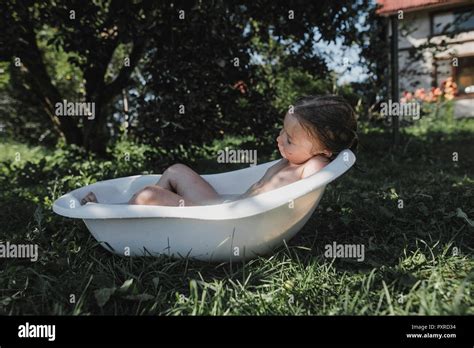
<box><xmin>441</xmin><ymin>77</ymin><xmax>458</xmax><ymax>100</ymax></box>
<box><xmin>402</xmin><ymin>78</ymin><xmax>458</xmax><ymax>105</ymax></box>
<box><xmin>424</xmin><ymin>89</ymin><xmax>438</xmax><ymax>103</ymax></box>
<box><xmin>401</xmin><ymin>91</ymin><xmax>413</xmax><ymax>103</ymax></box>
<box><xmin>414</xmin><ymin>88</ymin><xmax>426</xmax><ymax>100</ymax></box>
<box><xmin>232</xmin><ymin>80</ymin><xmax>248</xmax><ymax>94</ymax></box>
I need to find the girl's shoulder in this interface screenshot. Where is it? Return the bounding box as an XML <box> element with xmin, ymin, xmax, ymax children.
<box><xmin>301</xmin><ymin>155</ymin><xmax>329</xmax><ymax>179</ymax></box>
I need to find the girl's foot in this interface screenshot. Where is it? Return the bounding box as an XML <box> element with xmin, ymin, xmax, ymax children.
<box><xmin>81</xmin><ymin>191</ymin><xmax>98</xmax><ymax>205</ymax></box>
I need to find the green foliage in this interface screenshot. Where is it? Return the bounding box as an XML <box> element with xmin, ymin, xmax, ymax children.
<box><xmin>0</xmin><ymin>138</ymin><xmax>50</xmax><ymax>163</ymax></box>
<box><xmin>0</xmin><ymin>26</ymin><xmax>86</xmax><ymax>146</ymax></box>
<box><xmin>272</xmin><ymin>67</ymin><xmax>333</xmax><ymax>112</ymax></box>
<box><xmin>0</xmin><ymin>61</ymin><xmax>9</xmax><ymax>88</ymax></box>
<box><xmin>37</xmin><ymin>27</ymin><xmax>85</xmax><ymax>100</ymax></box>
<box><xmin>0</xmin><ymin>0</ymin><xmax>376</xmax><ymax>155</ymax></box>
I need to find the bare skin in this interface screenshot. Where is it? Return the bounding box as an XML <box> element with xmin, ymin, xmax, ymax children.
<box><xmin>80</xmin><ymin>112</ymin><xmax>332</xmax><ymax>207</ymax></box>
<box><xmin>81</xmin><ymin>163</ymin><xmax>219</xmax><ymax>206</ymax></box>
<box><xmin>241</xmin><ymin>112</ymin><xmax>331</xmax><ymax>198</ymax></box>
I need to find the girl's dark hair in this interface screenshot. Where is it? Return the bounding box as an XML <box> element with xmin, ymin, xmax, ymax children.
<box><xmin>291</xmin><ymin>95</ymin><xmax>358</xmax><ymax>161</ymax></box>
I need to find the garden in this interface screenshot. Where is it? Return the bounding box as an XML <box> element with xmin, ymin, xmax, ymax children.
<box><xmin>0</xmin><ymin>0</ymin><xmax>472</xmax><ymax>317</ymax></box>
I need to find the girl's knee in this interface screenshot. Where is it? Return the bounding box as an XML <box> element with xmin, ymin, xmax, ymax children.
<box><xmin>163</xmin><ymin>164</ymin><xmax>190</xmax><ymax>188</ymax></box>
<box><xmin>166</xmin><ymin>163</ymin><xmax>188</xmax><ymax>174</ymax></box>
<box><xmin>130</xmin><ymin>186</ymin><xmax>159</xmax><ymax>205</ymax></box>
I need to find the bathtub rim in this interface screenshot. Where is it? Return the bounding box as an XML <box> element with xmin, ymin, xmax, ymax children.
<box><xmin>52</xmin><ymin>149</ymin><xmax>355</xmax><ymax>221</ymax></box>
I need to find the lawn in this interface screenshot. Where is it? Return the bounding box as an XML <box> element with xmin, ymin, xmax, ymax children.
<box><xmin>0</xmin><ymin>109</ymin><xmax>473</xmax><ymax>315</ymax></box>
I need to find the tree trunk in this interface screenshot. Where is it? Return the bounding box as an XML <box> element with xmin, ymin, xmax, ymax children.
<box><xmin>82</xmin><ymin>96</ymin><xmax>109</xmax><ymax>157</ymax></box>
<box><xmin>81</xmin><ymin>38</ymin><xmax>146</xmax><ymax>157</ymax></box>
<box><xmin>21</xmin><ymin>28</ymin><xmax>83</xmax><ymax>146</ymax></box>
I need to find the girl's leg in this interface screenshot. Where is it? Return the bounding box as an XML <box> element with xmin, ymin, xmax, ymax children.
<box><xmin>155</xmin><ymin>163</ymin><xmax>220</xmax><ymax>204</ymax></box>
<box><xmin>80</xmin><ymin>188</ymin><xmax>196</xmax><ymax>206</ymax></box>
<box><xmin>81</xmin><ymin>163</ymin><xmax>220</xmax><ymax>206</ymax></box>
<box><xmin>128</xmin><ymin>185</ymin><xmax>197</xmax><ymax>206</ymax></box>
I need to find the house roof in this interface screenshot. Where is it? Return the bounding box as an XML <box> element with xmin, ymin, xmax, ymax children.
<box><xmin>376</xmin><ymin>0</ymin><xmax>470</xmax><ymax>16</ymax></box>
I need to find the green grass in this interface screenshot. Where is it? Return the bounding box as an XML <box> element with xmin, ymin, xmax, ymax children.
<box><xmin>0</xmin><ymin>137</ymin><xmax>51</xmax><ymax>163</ymax></box>
<box><xmin>0</xmin><ymin>110</ymin><xmax>473</xmax><ymax>315</ymax></box>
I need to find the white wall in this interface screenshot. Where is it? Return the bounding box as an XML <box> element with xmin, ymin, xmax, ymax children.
<box><xmin>393</xmin><ymin>10</ymin><xmax>474</xmax><ymax>84</ymax></box>
<box><xmin>391</xmin><ymin>8</ymin><xmax>474</xmax><ymax>117</ymax></box>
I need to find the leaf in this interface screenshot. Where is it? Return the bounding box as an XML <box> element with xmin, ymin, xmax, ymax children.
<box><xmin>94</xmin><ymin>288</ymin><xmax>116</xmax><ymax>307</ymax></box>
<box><xmin>119</xmin><ymin>278</ymin><xmax>134</xmax><ymax>293</ymax></box>
<box><xmin>152</xmin><ymin>277</ymin><xmax>160</xmax><ymax>289</ymax></box>
<box><xmin>456</xmin><ymin>208</ymin><xmax>474</xmax><ymax>227</ymax></box>
<box><xmin>0</xmin><ymin>296</ymin><xmax>12</xmax><ymax>306</ymax></box>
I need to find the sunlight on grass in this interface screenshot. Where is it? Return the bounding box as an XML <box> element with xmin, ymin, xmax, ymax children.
<box><xmin>0</xmin><ymin>138</ymin><xmax>51</xmax><ymax>163</ymax></box>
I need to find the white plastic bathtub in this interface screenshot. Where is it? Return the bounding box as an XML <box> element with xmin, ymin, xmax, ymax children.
<box><xmin>53</xmin><ymin>150</ymin><xmax>356</xmax><ymax>262</ymax></box>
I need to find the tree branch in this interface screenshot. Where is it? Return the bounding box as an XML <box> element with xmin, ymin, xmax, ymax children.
<box><xmin>20</xmin><ymin>26</ymin><xmax>82</xmax><ymax>145</ymax></box>
<box><xmin>102</xmin><ymin>38</ymin><xmax>146</xmax><ymax>105</ymax></box>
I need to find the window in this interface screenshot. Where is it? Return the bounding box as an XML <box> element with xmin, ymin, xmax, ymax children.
<box><xmin>432</xmin><ymin>8</ymin><xmax>474</xmax><ymax>35</ymax></box>
<box><xmin>454</xmin><ymin>56</ymin><xmax>474</xmax><ymax>95</ymax></box>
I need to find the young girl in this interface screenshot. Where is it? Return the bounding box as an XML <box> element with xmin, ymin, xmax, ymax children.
<box><xmin>81</xmin><ymin>95</ymin><xmax>358</xmax><ymax>206</ymax></box>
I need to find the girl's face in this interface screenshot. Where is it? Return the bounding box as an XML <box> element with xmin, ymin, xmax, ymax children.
<box><xmin>276</xmin><ymin>113</ymin><xmax>331</xmax><ymax>164</ymax></box>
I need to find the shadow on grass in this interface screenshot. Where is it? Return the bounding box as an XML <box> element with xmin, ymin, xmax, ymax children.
<box><xmin>286</xmin><ymin>127</ymin><xmax>473</xmax><ymax>272</ymax></box>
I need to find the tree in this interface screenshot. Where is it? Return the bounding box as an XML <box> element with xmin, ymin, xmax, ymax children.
<box><xmin>0</xmin><ymin>0</ymin><xmax>154</xmax><ymax>155</ymax></box>
<box><xmin>1</xmin><ymin>0</ymin><xmax>371</xmax><ymax>156</ymax></box>
<box><xmin>133</xmin><ymin>1</ymin><xmax>372</xmax><ymax>152</ymax></box>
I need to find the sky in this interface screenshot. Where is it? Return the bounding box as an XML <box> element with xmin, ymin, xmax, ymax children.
<box><xmin>314</xmin><ymin>35</ymin><xmax>370</xmax><ymax>85</ymax></box>
<box><xmin>248</xmin><ymin>8</ymin><xmax>372</xmax><ymax>86</ymax></box>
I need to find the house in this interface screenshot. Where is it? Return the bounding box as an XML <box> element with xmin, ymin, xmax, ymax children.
<box><xmin>377</xmin><ymin>0</ymin><xmax>474</xmax><ymax>117</ymax></box>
